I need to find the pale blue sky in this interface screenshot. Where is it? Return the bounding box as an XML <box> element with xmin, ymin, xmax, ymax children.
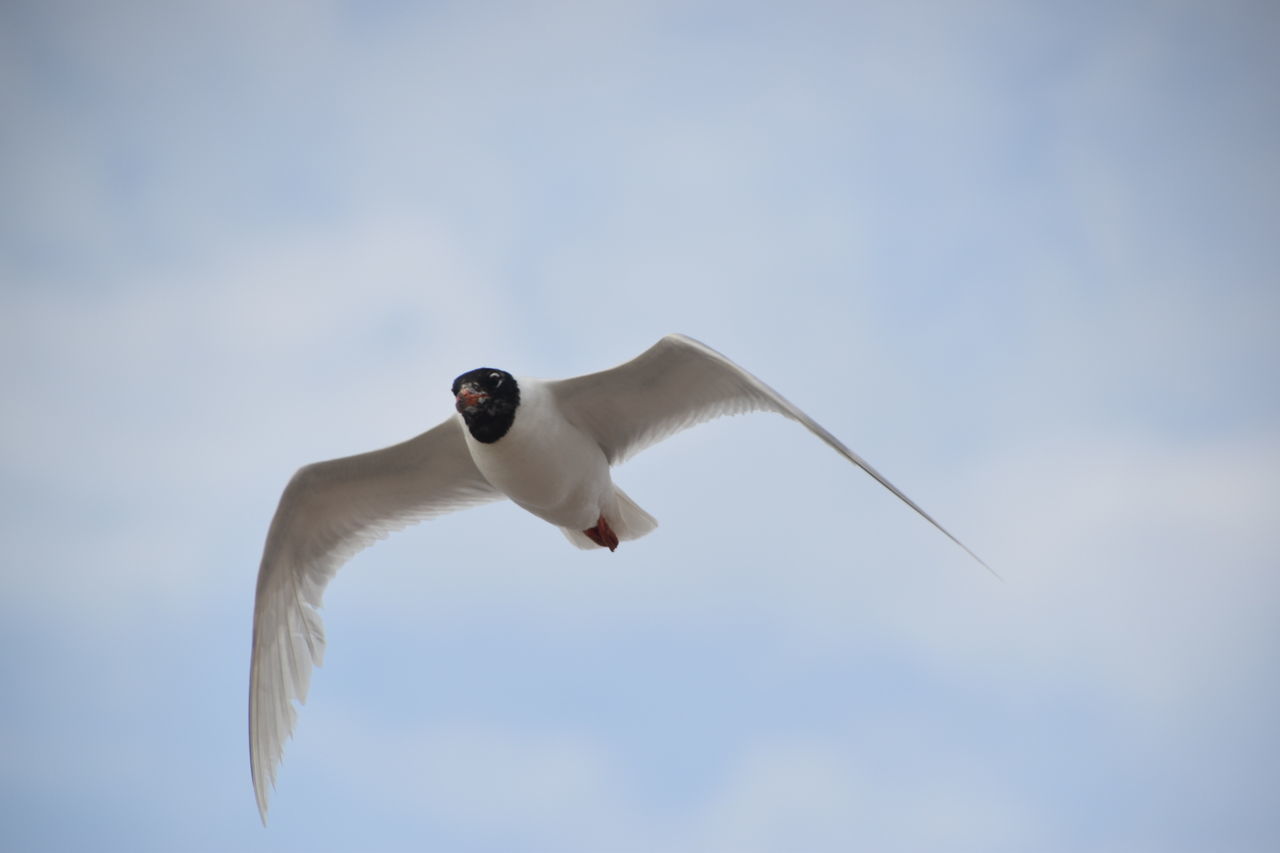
<box><xmin>2</xmin><ymin>1</ymin><xmax>1278</xmax><ymax>851</ymax></box>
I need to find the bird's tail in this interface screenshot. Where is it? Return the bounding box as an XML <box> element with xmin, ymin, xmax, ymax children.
<box><xmin>560</xmin><ymin>486</ymin><xmax>658</xmax><ymax>549</ymax></box>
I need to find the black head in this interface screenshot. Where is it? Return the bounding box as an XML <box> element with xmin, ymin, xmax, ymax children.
<box><xmin>452</xmin><ymin>367</ymin><xmax>520</xmax><ymax>443</ymax></box>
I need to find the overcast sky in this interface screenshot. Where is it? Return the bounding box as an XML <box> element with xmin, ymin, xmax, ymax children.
<box><xmin>2</xmin><ymin>1</ymin><xmax>1278</xmax><ymax>851</ymax></box>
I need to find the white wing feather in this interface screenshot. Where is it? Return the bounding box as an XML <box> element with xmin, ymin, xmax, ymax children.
<box><xmin>248</xmin><ymin>416</ymin><xmax>501</xmax><ymax>823</ymax></box>
<box><xmin>549</xmin><ymin>334</ymin><xmax>995</xmax><ymax>575</ymax></box>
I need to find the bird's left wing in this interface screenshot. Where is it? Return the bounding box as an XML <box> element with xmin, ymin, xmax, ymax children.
<box><xmin>548</xmin><ymin>333</ymin><xmax>994</xmax><ymax>575</ymax></box>
<box><xmin>249</xmin><ymin>416</ymin><xmax>501</xmax><ymax>823</ymax></box>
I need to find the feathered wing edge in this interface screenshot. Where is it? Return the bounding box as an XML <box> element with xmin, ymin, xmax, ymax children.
<box><xmin>546</xmin><ymin>334</ymin><xmax>780</xmax><ymax>465</ymax></box>
<box><xmin>551</xmin><ymin>334</ymin><xmax>997</xmax><ymax>577</ymax></box>
<box><xmin>248</xmin><ymin>418</ymin><xmax>501</xmax><ymax>824</ymax></box>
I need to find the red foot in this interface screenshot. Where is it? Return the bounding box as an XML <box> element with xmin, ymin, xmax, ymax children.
<box><xmin>583</xmin><ymin>515</ymin><xmax>619</xmax><ymax>551</ymax></box>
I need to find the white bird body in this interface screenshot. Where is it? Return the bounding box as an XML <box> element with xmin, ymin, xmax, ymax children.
<box><xmin>460</xmin><ymin>377</ymin><xmax>658</xmax><ymax>547</ymax></box>
<box><xmin>461</xmin><ymin>377</ymin><xmax>611</xmax><ymax>531</ymax></box>
<box><xmin>247</xmin><ymin>333</ymin><xmax>994</xmax><ymax>823</ymax></box>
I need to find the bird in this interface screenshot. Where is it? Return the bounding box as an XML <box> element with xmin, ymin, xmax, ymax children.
<box><xmin>248</xmin><ymin>333</ymin><xmax>994</xmax><ymax>823</ymax></box>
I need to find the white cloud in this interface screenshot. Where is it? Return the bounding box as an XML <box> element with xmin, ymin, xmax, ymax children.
<box><xmin>689</xmin><ymin>734</ymin><xmax>1033</xmax><ymax>853</ymax></box>
<box><xmin>299</xmin><ymin>714</ymin><xmax>633</xmax><ymax>846</ymax></box>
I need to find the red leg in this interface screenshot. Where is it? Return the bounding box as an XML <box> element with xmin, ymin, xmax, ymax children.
<box><xmin>583</xmin><ymin>514</ymin><xmax>619</xmax><ymax>551</ymax></box>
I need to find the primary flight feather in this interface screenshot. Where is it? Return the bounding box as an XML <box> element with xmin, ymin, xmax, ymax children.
<box><xmin>248</xmin><ymin>333</ymin><xmax>993</xmax><ymax>822</ymax></box>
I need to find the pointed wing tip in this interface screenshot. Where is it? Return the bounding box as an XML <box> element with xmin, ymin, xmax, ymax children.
<box><xmin>942</xmin><ymin>533</ymin><xmax>1002</xmax><ymax>582</ymax></box>
<box><xmin>969</xmin><ymin>551</ymin><xmax>1005</xmax><ymax>582</ymax></box>
<box><xmin>249</xmin><ymin>718</ymin><xmax>276</xmax><ymax>826</ymax></box>
<box><xmin>253</xmin><ymin>774</ymin><xmax>272</xmax><ymax>826</ymax></box>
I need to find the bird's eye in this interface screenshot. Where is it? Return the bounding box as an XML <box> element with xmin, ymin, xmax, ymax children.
<box><xmin>489</xmin><ymin>371</ymin><xmax>503</xmax><ymax>386</ymax></box>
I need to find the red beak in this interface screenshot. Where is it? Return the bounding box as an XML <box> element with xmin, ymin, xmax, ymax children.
<box><xmin>455</xmin><ymin>387</ymin><xmax>488</xmax><ymax>412</ymax></box>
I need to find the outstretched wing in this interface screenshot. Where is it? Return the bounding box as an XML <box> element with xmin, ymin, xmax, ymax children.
<box><xmin>249</xmin><ymin>416</ymin><xmax>501</xmax><ymax>823</ymax></box>
<box><xmin>548</xmin><ymin>333</ymin><xmax>995</xmax><ymax>576</ymax></box>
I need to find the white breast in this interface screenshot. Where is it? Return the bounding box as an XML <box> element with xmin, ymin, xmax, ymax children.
<box><xmin>462</xmin><ymin>377</ymin><xmax>613</xmax><ymax>530</ymax></box>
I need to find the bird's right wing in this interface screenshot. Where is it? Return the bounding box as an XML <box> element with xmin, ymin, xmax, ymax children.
<box><xmin>249</xmin><ymin>416</ymin><xmax>501</xmax><ymax>823</ymax></box>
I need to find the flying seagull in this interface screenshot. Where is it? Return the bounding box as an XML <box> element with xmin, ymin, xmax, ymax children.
<box><xmin>248</xmin><ymin>333</ymin><xmax>993</xmax><ymax>822</ymax></box>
